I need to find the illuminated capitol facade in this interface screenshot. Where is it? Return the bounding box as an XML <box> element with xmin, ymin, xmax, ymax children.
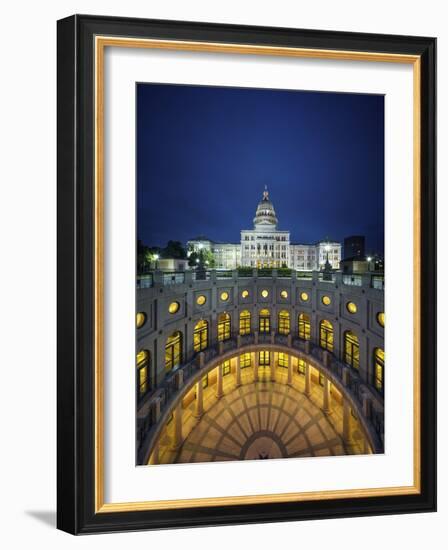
<box><xmin>187</xmin><ymin>187</ymin><xmax>342</xmax><ymax>270</ymax></box>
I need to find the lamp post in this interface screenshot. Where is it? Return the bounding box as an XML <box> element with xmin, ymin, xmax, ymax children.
<box><xmin>153</xmin><ymin>253</ymin><xmax>159</xmax><ymax>270</ymax></box>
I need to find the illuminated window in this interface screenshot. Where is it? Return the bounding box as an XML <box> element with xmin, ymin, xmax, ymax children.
<box><xmin>259</xmin><ymin>308</ymin><xmax>270</xmax><ymax>333</ymax></box>
<box><xmin>196</xmin><ymin>295</ymin><xmax>206</xmax><ymax>306</ymax></box>
<box><xmin>280</xmin><ymin>290</ymin><xmax>288</xmax><ymax>299</ymax></box>
<box><xmin>297</xmin><ymin>359</ymin><xmax>306</xmax><ymax>375</ymax></box>
<box><xmin>300</xmin><ymin>292</ymin><xmax>309</xmax><ymax>302</ymax></box>
<box><xmin>220</xmin><ymin>291</ymin><xmax>229</xmax><ymax>302</ymax></box>
<box><xmin>136</xmin><ymin>312</ymin><xmax>146</xmax><ymax>329</ymax></box>
<box><xmin>218</xmin><ymin>312</ymin><xmax>231</xmax><ymax>341</ymax></box>
<box><xmin>319</xmin><ymin>320</ymin><xmax>334</xmax><ymax>352</ymax></box>
<box><xmin>202</xmin><ymin>373</ymin><xmax>209</xmax><ymax>389</ymax></box>
<box><xmin>222</xmin><ymin>360</ymin><xmax>231</xmax><ymax>376</ymax></box>
<box><xmin>278</xmin><ymin>352</ymin><xmax>288</xmax><ymax>368</ymax></box>
<box><xmin>322</xmin><ymin>295</ymin><xmax>331</xmax><ymax>306</ymax></box>
<box><xmin>377</xmin><ymin>312</ymin><xmax>385</xmax><ymax>327</ymax></box>
<box><xmin>193</xmin><ymin>319</ymin><xmax>208</xmax><ymax>352</ymax></box>
<box><xmin>239</xmin><ymin>310</ymin><xmax>251</xmax><ymax>335</ymax></box>
<box><xmin>261</xmin><ymin>289</ymin><xmax>269</xmax><ymax>298</ymax></box>
<box><xmin>259</xmin><ymin>350</ymin><xmax>270</xmax><ymax>366</ymax></box>
<box><xmin>241</xmin><ymin>290</ymin><xmax>249</xmax><ymax>299</ymax></box>
<box><xmin>374</xmin><ymin>348</ymin><xmax>384</xmax><ymax>393</ymax></box>
<box><xmin>240</xmin><ymin>352</ymin><xmax>251</xmax><ymax>368</ymax></box>
<box><xmin>298</xmin><ymin>313</ymin><xmax>311</xmax><ymax>340</ymax></box>
<box><xmin>165</xmin><ymin>331</ymin><xmax>182</xmax><ymax>372</ymax></box>
<box><xmin>278</xmin><ymin>310</ymin><xmax>290</xmax><ymax>335</ymax></box>
<box><xmin>346</xmin><ymin>301</ymin><xmax>357</xmax><ymax>314</ymax></box>
<box><xmin>168</xmin><ymin>301</ymin><xmax>180</xmax><ymax>314</ymax></box>
<box><xmin>344</xmin><ymin>331</ymin><xmax>360</xmax><ymax>369</ymax></box>
<box><xmin>136</xmin><ymin>350</ymin><xmax>150</xmax><ymax>399</ymax></box>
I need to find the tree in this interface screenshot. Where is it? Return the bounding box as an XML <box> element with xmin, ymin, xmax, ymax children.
<box><xmin>162</xmin><ymin>240</ymin><xmax>186</xmax><ymax>259</ymax></box>
<box><xmin>188</xmin><ymin>248</ymin><xmax>216</xmax><ymax>268</ymax></box>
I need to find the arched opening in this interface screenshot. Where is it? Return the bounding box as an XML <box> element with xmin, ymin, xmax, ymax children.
<box><xmin>259</xmin><ymin>308</ymin><xmax>270</xmax><ymax>333</ymax></box>
<box><xmin>218</xmin><ymin>312</ymin><xmax>231</xmax><ymax>342</ymax></box>
<box><xmin>374</xmin><ymin>348</ymin><xmax>384</xmax><ymax>393</ymax></box>
<box><xmin>239</xmin><ymin>310</ymin><xmax>251</xmax><ymax>336</ymax></box>
<box><xmin>344</xmin><ymin>331</ymin><xmax>360</xmax><ymax>369</ymax></box>
<box><xmin>136</xmin><ymin>349</ymin><xmax>150</xmax><ymax>400</ymax></box>
<box><xmin>278</xmin><ymin>310</ymin><xmax>290</xmax><ymax>335</ymax></box>
<box><xmin>319</xmin><ymin>320</ymin><xmax>334</xmax><ymax>352</ymax></box>
<box><xmin>298</xmin><ymin>313</ymin><xmax>311</xmax><ymax>340</ymax></box>
<box><xmin>193</xmin><ymin>320</ymin><xmax>208</xmax><ymax>353</ymax></box>
<box><xmin>165</xmin><ymin>331</ymin><xmax>182</xmax><ymax>372</ymax></box>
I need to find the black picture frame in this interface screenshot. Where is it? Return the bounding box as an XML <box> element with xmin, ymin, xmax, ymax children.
<box><xmin>57</xmin><ymin>14</ymin><xmax>436</xmax><ymax>534</ymax></box>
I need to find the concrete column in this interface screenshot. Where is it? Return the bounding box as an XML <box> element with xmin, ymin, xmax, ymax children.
<box><xmin>194</xmin><ymin>380</ymin><xmax>203</xmax><ymax>418</ymax></box>
<box><xmin>287</xmin><ymin>354</ymin><xmax>293</xmax><ymax>386</ymax></box>
<box><xmin>170</xmin><ymin>403</ymin><xmax>183</xmax><ymax>451</ymax></box>
<box><xmin>305</xmin><ymin>363</ymin><xmax>311</xmax><ymax>396</ymax></box>
<box><xmin>235</xmin><ymin>355</ymin><xmax>242</xmax><ymax>387</ymax></box>
<box><xmin>323</xmin><ymin>376</ymin><xmax>331</xmax><ymax>414</ymax></box>
<box><xmin>254</xmin><ymin>330</ymin><xmax>259</xmax><ymax>345</ymax></box>
<box><xmin>271</xmin><ymin>353</ymin><xmax>276</xmax><ymax>382</ymax></box>
<box><xmin>304</xmin><ymin>340</ymin><xmax>311</xmax><ymax>355</ymax></box>
<box><xmin>237</xmin><ymin>334</ymin><xmax>242</xmax><ymax>348</ymax></box>
<box><xmin>343</xmin><ymin>399</ymin><xmax>352</xmax><ymax>443</ymax></box>
<box><xmin>149</xmin><ymin>440</ymin><xmax>159</xmax><ymax>465</ymax></box>
<box><xmin>199</xmin><ymin>351</ymin><xmax>205</xmax><ymax>369</ymax></box>
<box><xmin>216</xmin><ymin>365</ymin><xmax>223</xmax><ymax>399</ymax></box>
<box><xmin>287</xmin><ymin>333</ymin><xmax>292</xmax><ymax>347</ymax></box>
<box><xmin>254</xmin><ymin>352</ymin><xmax>259</xmax><ymax>382</ymax></box>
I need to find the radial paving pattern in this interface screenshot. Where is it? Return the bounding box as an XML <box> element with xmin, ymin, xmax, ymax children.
<box><xmin>173</xmin><ymin>380</ymin><xmax>348</xmax><ymax>463</ymax></box>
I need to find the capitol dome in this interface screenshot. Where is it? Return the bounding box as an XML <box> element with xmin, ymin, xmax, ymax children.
<box><xmin>253</xmin><ymin>186</ymin><xmax>278</xmax><ymax>229</ymax></box>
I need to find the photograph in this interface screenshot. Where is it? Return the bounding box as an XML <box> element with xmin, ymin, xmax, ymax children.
<box><xmin>135</xmin><ymin>83</ymin><xmax>385</xmax><ymax>466</ymax></box>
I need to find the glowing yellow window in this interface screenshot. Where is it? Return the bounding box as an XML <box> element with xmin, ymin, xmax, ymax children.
<box><xmin>193</xmin><ymin>320</ymin><xmax>208</xmax><ymax>352</ymax></box>
<box><xmin>196</xmin><ymin>295</ymin><xmax>206</xmax><ymax>306</ymax></box>
<box><xmin>374</xmin><ymin>348</ymin><xmax>384</xmax><ymax>392</ymax></box>
<box><xmin>218</xmin><ymin>312</ymin><xmax>231</xmax><ymax>341</ymax></box>
<box><xmin>300</xmin><ymin>292</ymin><xmax>309</xmax><ymax>302</ymax></box>
<box><xmin>168</xmin><ymin>301</ymin><xmax>180</xmax><ymax>314</ymax></box>
<box><xmin>278</xmin><ymin>310</ymin><xmax>290</xmax><ymax>335</ymax></box>
<box><xmin>322</xmin><ymin>295</ymin><xmax>331</xmax><ymax>306</ymax></box>
<box><xmin>239</xmin><ymin>310</ymin><xmax>251</xmax><ymax>335</ymax></box>
<box><xmin>319</xmin><ymin>320</ymin><xmax>334</xmax><ymax>352</ymax></box>
<box><xmin>377</xmin><ymin>312</ymin><xmax>385</xmax><ymax>327</ymax></box>
<box><xmin>346</xmin><ymin>301</ymin><xmax>357</xmax><ymax>314</ymax></box>
<box><xmin>280</xmin><ymin>290</ymin><xmax>288</xmax><ymax>299</ymax></box>
<box><xmin>261</xmin><ymin>289</ymin><xmax>269</xmax><ymax>298</ymax></box>
<box><xmin>165</xmin><ymin>332</ymin><xmax>182</xmax><ymax>372</ymax></box>
<box><xmin>136</xmin><ymin>349</ymin><xmax>150</xmax><ymax>398</ymax></box>
<box><xmin>241</xmin><ymin>290</ymin><xmax>249</xmax><ymax>298</ymax></box>
<box><xmin>259</xmin><ymin>309</ymin><xmax>270</xmax><ymax>333</ymax></box>
<box><xmin>298</xmin><ymin>313</ymin><xmax>311</xmax><ymax>340</ymax></box>
<box><xmin>136</xmin><ymin>312</ymin><xmax>146</xmax><ymax>328</ymax></box>
<box><xmin>220</xmin><ymin>291</ymin><xmax>229</xmax><ymax>302</ymax></box>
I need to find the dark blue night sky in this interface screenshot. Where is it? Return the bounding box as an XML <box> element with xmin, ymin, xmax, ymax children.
<box><xmin>137</xmin><ymin>83</ymin><xmax>384</xmax><ymax>254</ymax></box>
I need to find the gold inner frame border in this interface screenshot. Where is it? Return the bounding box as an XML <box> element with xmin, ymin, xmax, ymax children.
<box><xmin>94</xmin><ymin>36</ymin><xmax>421</xmax><ymax>513</ymax></box>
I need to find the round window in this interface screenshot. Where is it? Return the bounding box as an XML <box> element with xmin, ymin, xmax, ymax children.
<box><xmin>377</xmin><ymin>312</ymin><xmax>385</xmax><ymax>327</ymax></box>
<box><xmin>346</xmin><ymin>302</ymin><xmax>357</xmax><ymax>314</ymax></box>
<box><xmin>168</xmin><ymin>301</ymin><xmax>180</xmax><ymax>314</ymax></box>
<box><xmin>196</xmin><ymin>295</ymin><xmax>206</xmax><ymax>306</ymax></box>
<box><xmin>261</xmin><ymin>289</ymin><xmax>269</xmax><ymax>298</ymax></box>
<box><xmin>241</xmin><ymin>290</ymin><xmax>249</xmax><ymax>298</ymax></box>
<box><xmin>300</xmin><ymin>292</ymin><xmax>309</xmax><ymax>302</ymax></box>
<box><xmin>322</xmin><ymin>295</ymin><xmax>331</xmax><ymax>306</ymax></box>
<box><xmin>220</xmin><ymin>291</ymin><xmax>229</xmax><ymax>301</ymax></box>
<box><xmin>136</xmin><ymin>312</ymin><xmax>146</xmax><ymax>328</ymax></box>
<box><xmin>280</xmin><ymin>290</ymin><xmax>288</xmax><ymax>299</ymax></box>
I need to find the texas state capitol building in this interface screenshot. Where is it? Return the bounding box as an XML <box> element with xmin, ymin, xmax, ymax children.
<box><xmin>187</xmin><ymin>187</ymin><xmax>342</xmax><ymax>270</ymax></box>
<box><xmin>135</xmin><ymin>187</ymin><xmax>384</xmax><ymax>467</ymax></box>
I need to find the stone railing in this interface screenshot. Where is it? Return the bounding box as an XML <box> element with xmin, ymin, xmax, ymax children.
<box><xmin>139</xmin><ymin>269</ymin><xmax>384</xmax><ymax>289</ymax></box>
<box><xmin>136</xmin><ymin>331</ymin><xmax>384</xmax><ymax>464</ymax></box>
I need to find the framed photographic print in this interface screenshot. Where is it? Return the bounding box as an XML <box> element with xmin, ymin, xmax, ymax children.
<box><xmin>57</xmin><ymin>15</ymin><xmax>436</xmax><ymax>534</ymax></box>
